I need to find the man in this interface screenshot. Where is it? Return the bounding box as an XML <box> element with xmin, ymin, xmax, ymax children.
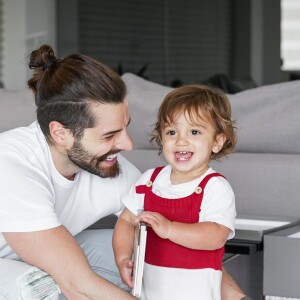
<box><xmin>0</xmin><ymin>44</ymin><xmax>247</xmax><ymax>299</ymax></box>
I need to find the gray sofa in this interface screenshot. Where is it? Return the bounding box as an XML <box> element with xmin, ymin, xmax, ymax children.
<box><xmin>1</xmin><ymin>74</ymin><xmax>300</xmax><ymax>299</ymax></box>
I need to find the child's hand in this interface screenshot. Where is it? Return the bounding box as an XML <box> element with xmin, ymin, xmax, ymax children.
<box><xmin>136</xmin><ymin>212</ymin><xmax>172</xmax><ymax>239</ymax></box>
<box><xmin>117</xmin><ymin>257</ymin><xmax>134</xmax><ymax>288</ymax></box>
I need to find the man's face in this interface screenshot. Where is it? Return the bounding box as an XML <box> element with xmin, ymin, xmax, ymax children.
<box><xmin>67</xmin><ymin>101</ymin><xmax>133</xmax><ymax>178</ymax></box>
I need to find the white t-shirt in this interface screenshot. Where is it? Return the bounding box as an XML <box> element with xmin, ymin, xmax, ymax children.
<box><xmin>0</xmin><ymin>122</ymin><xmax>141</xmax><ymax>259</ymax></box>
<box><xmin>122</xmin><ymin>165</ymin><xmax>236</xmax><ymax>300</ymax></box>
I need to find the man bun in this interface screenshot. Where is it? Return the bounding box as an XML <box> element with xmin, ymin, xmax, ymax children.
<box><xmin>28</xmin><ymin>44</ymin><xmax>58</xmax><ymax>93</ymax></box>
<box><xmin>29</xmin><ymin>44</ymin><xmax>57</xmax><ymax>70</ymax></box>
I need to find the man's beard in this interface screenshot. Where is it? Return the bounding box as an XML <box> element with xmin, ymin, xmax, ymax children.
<box><xmin>67</xmin><ymin>140</ymin><xmax>121</xmax><ymax>178</ymax></box>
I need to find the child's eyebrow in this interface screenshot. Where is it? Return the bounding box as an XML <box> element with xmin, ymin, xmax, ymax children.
<box><xmin>193</xmin><ymin>122</ymin><xmax>207</xmax><ymax>128</ymax></box>
<box><xmin>190</xmin><ymin>116</ymin><xmax>210</xmax><ymax>128</ymax></box>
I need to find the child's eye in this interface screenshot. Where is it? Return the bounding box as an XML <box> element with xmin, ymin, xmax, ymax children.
<box><xmin>166</xmin><ymin>130</ymin><xmax>176</xmax><ymax>136</ymax></box>
<box><xmin>191</xmin><ymin>130</ymin><xmax>201</xmax><ymax>135</ymax></box>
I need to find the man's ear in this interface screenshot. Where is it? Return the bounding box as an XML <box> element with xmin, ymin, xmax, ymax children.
<box><xmin>212</xmin><ymin>134</ymin><xmax>226</xmax><ymax>154</ymax></box>
<box><xmin>49</xmin><ymin>121</ymin><xmax>73</xmax><ymax>146</ymax></box>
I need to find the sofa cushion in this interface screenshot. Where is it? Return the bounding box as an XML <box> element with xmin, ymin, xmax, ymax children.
<box><xmin>210</xmin><ymin>153</ymin><xmax>300</xmax><ymax>218</ymax></box>
<box><xmin>122</xmin><ymin>73</ymin><xmax>300</xmax><ymax>154</ymax></box>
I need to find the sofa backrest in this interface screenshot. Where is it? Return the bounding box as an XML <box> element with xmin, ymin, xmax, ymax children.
<box><xmin>122</xmin><ymin>73</ymin><xmax>300</xmax><ymax>154</ymax></box>
<box><xmin>1</xmin><ymin>74</ymin><xmax>300</xmax><ymax>156</ymax></box>
<box><xmin>229</xmin><ymin>80</ymin><xmax>300</xmax><ymax>154</ymax></box>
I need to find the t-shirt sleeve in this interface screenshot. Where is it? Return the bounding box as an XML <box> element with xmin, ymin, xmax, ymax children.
<box><xmin>113</xmin><ymin>154</ymin><xmax>142</xmax><ymax>216</ymax></box>
<box><xmin>121</xmin><ymin>168</ymin><xmax>154</xmax><ymax>216</ymax></box>
<box><xmin>200</xmin><ymin>176</ymin><xmax>236</xmax><ymax>239</ymax></box>
<box><xmin>0</xmin><ymin>155</ymin><xmax>61</xmax><ymax>232</ymax></box>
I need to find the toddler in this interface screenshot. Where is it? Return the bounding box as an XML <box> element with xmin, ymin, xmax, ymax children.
<box><xmin>113</xmin><ymin>84</ymin><xmax>237</xmax><ymax>300</ymax></box>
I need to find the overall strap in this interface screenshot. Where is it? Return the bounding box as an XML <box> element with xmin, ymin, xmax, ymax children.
<box><xmin>149</xmin><ymin>166</ymin><xmax>165</xmax><ymax>182</ymax></box>
<box><xmin>198</xmin><ymin>172</ymin><xmax>225</xmax><ymax>190</ymax></box>
<box><xmin>136</xmin><ymin>166</ymin><xmax>165</xmax><ymax>194</ymax></box>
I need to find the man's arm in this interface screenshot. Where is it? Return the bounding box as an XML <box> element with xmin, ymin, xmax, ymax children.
<box><xmin>3</xmin><ymin>226</ymin><xmax>136</xmax><ymax>299</ymax></box>
<box><xmin>221</xmin><ymin>267</ymin><xmax>246</xmax><ymax>300</ymax></box>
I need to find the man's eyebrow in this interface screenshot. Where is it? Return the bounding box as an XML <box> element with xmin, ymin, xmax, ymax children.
<box><xmin>101</xmin><ymin>118</ymin><xmax>131</xmax><ymax>137</ymax></box>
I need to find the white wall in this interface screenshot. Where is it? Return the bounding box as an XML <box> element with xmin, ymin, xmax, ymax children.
<box><xmin>2</xmin><ymin>0</ymin><xmax>283</xmax><ymax>89</ymax></box>
<box><xmin>251</xmin><ymin>0</ymin><xmax>263</xmax><ymax>86</ymax></box>
<box><xmin>234</xmin><ymin>0</ymin><xmax>282</xmax><ymax>86</ymax></box>
<box><xmin>3</xmin><ymin>0</ymin><xmax>26</xmax><ymax>90</ymax></box>
<box><xmin>2</xmin><ymin>0</ymin><xmax>56</xmax><ymax>90</ymax></box>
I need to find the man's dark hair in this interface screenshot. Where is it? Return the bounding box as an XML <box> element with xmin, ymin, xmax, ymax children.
<box><xmin>28</xmin><ymin>44</ymin><xmax>126</xmax><ymax>142</ymax></box>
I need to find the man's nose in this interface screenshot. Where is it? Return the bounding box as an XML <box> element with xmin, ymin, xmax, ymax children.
<box><xmin>116</xmin><ymin>130</ymin><xmax>133</xmax><ymax>151</ymax></box>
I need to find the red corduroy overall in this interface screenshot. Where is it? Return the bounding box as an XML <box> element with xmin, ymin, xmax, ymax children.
<box><xmin>136</xmin><ymin>166</ymin><xmax>225</xmax><ymax>270</ymax></box>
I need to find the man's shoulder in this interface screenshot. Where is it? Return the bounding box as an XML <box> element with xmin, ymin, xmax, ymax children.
<box><xmin>0</xmin><ymin>122</ymin><xmax>39</xmax><ymax>144</ymax></box>
<box><xmin>0</xmin><ymin>122</ymin><xmax>46</xmax><ymax>161</ymax></box>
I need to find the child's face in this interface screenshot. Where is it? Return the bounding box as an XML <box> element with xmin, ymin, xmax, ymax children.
<box><xmin>161</xmin><ymin>111</ymin><xmax>225</xmax><ymax>183</ymax></box>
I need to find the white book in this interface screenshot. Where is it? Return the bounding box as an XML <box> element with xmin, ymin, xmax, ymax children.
<box><xmin>132</xmin><ymin>222</ymin><xmax>147</xmax><ymax>298</ymax></box>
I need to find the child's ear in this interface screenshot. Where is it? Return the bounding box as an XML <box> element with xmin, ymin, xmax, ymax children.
<box><xmin>212</xmin><ymin>134</ymin><xmax>226</xmax><ymax>153</ymax></box>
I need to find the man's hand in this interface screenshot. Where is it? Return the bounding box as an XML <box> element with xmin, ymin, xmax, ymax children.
<box><xmin>136</xmin><ymin>211</ymin><xmax>172</xmax><ymax>239</ymax></box>
<box><xmin>221</xmin><ymin>267</ymin><xmax>247</xmax><ymax>300</ymax></box>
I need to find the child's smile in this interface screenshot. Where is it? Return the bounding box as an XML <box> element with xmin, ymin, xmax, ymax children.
<box><xmin>175</xmin><ymin>151</ymin><xmax>193</xmax><ymax>161</ymax></box>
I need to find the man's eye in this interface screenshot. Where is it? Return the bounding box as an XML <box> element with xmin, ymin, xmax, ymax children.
<box><xmin>104</xmin><ymin>135</ymin><xmax>114</xmax><ymax>140</ymax></box>
<box><xmin>191</xmin><ymin>130</ymin><xmax>200</xmax><ymax>135</ymax></box>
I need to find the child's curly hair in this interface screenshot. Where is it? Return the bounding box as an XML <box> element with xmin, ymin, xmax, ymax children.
<box><xmin>151</xmin><ymin>84</ymin><xmax>237</xmax><ymax>160</ymax></box>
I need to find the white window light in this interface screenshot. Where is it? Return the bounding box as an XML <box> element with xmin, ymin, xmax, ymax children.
<box><xmin>281</xmin><ymin>0</ymin><xmax>300</xmax><ymax>71</ymax></box>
